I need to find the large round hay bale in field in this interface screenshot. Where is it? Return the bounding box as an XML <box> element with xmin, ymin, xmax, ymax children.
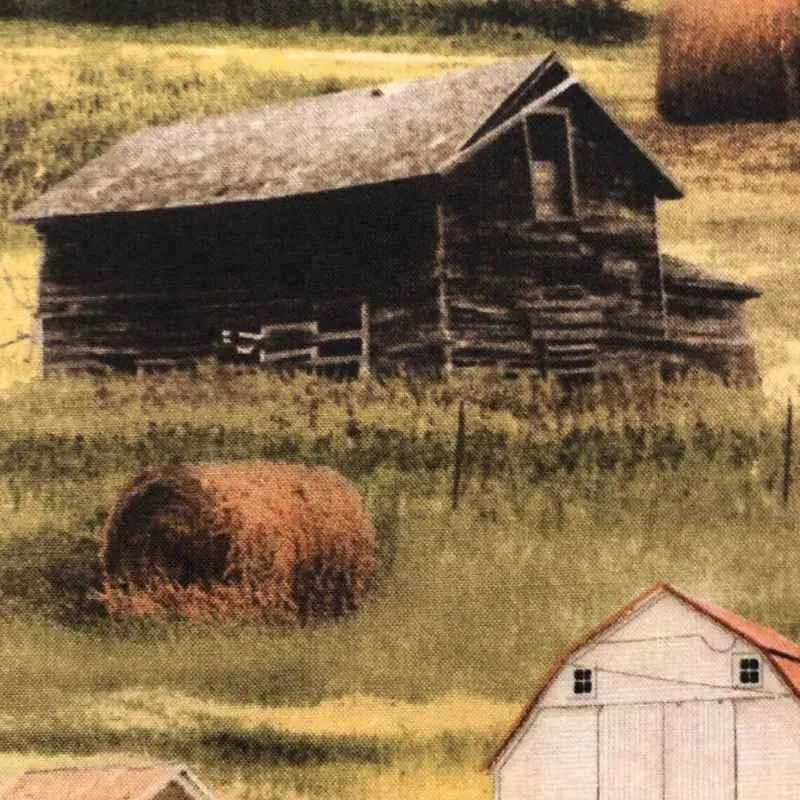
<box><xmin>99</xmin><ymin>462</ymin><xmax>377</xmax><ymax>623</ymax></box>
<box><xmin>658</xmin><ymin>0</ymin><xmax>800</xmax><ymax>123</ymax></box>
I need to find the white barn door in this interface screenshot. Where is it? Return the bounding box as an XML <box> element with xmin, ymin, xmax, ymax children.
<box><xmin>665</xmin><ymin>700</ymin><xmax>735</xmax><ymax>800</ymax></box>
<box><xmin>599</xmin><ymin>704</ymin><xmax>663</xmax><ymax>800</ymax></box>
<box><xmin>500</xmin><ymin>707</ymin><xmax>597</xmax><ymax>800</ymax></box>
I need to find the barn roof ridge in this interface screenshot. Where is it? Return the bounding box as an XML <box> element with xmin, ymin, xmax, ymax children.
<box><xmin>486</xmin><ymin>582</ymin><xmax>800</xmax><ymax>770</ymax></box>
<box><xmin>455</xmin><ymin>49</ymin><xmax>560</xmax><ymax>150</ymax></box>
<box><xmin>15</xmin><ymin>54</ymin><xmax>681</xmax><ymax>222</ymax></box>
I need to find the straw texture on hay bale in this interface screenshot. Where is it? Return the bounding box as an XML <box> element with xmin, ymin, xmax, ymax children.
<box><xmin>99</xmin><ymin>463</ymin><xmax>377</xmax><ymax>622</ymax></box>
<box><xmin>658</xmin><ymin>0</ymin><xmax>800</xmax><ymax>123</ymax></box>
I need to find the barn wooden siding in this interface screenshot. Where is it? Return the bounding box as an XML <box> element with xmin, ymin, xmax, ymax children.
<box><xmin>662</xmin><ymin>266</ymin><xmax>758</xmax><ymax>378</ymax></box>
<box><xmin>438</xmin><ymin>99</ymin><xmax>741</xmax><ymax>378</ymax></box>
<box><xmin>35</xmin><ymin>179</ymin><xmax>443</xmax><ymax>376</ymax></box>
<box><xmin>32</xmin><ymin>70</ymin><xmax>757</xmax><ymax>379</ymax></box>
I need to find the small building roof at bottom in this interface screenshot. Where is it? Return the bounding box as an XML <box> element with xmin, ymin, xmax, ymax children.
<box><xmin>0</xmin><ymin>763</ymin><xmax>217</xmax><ymax>800</ymax></box>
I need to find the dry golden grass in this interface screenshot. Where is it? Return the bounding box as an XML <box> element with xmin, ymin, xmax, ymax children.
<box><xmin>0</xmin><ymin>692</ymin><xmax>512</xmax><ymax>800</ymax></box>
<box><xmin>216</xmin><ymin>765</ymin><xmax>492</xmax><ymax>800</ymax></box>
<box><xmin>0</xmin><ymin>39</ymin><xmax>490</xmax><ymax>94</ymax></box>
<box><xmin>70</xmin><ymin>690</ymin><xmax>519</xmax><ymax>740</ymax></box>
<box><xmin>0</xmin><ymin>248</ymin><xmax>38</xmax><ymax>391</ymax></box>
<box><xmin>628</xmin><ymin>0</ymin><xmax>665</xmax><ymax>11</ymax></box>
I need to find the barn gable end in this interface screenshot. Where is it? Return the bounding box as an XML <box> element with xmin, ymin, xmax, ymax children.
<box><xmin>539</xmin><ymin>591</ymin><xmax>791</xmax><ymax>709</ymax></box>
<box><xmin>490</xmin><ymin>584</ymin><xmax>800</xmax><ymax>800</ymax></box>
<box><xmin>438</xmin><ymin>67</ymin><xmax>680</xmax><ymax>374</ymax></box>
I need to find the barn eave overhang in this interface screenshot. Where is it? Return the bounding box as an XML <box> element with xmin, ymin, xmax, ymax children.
<box><xmin>15</xmin><ymin>173</ymin><xmax>440</xmax><ymax>228</ymax></box>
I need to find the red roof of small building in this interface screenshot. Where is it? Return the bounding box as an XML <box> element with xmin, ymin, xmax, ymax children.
<box><xmin>487</xmin><ymin>582</ymin><xmax>800</xmax><ymax>769</ymax></box>
<box><xmin>0</xmin><ymin>763</ymin><xmax>214</xmax><ymax>800</ymax></box>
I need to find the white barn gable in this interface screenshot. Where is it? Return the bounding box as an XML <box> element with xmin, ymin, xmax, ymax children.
<box><xmin>490</xmin><ymin>583</ymin><xmax>800</xmax><ymax>800</ymax></box>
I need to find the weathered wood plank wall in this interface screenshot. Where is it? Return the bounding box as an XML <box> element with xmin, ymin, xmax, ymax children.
<box><xmin>36</xmin><ymin>180</ymin><xmax>442</xmax><ymax>375</ymax></box>
<box><xmin>439</xmin><ymin>100</ymin><xmax>666</xmax><ymax>375</ymax></box>
<box><xmin>438</xmin><ymin>98</ymin><xmax>755</xmax><ymax>379</ymax></box>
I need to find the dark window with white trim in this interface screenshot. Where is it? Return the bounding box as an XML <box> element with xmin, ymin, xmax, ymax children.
<box><xmin>738</xmin><ymin>657</ymin><xmax>761</xmax><ymax>685</ymax></box>
<box><xmin>573</xmin><ymin>668</ymin><xmax>593</xmax><ymax>695</ymax></box>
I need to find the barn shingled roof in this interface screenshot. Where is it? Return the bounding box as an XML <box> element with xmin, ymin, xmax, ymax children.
<box><xmin>487</xmin><ymin>582</ymin><xmax>800</xmax><ymax>770</ymax></box>
<box><xmin>0</xmin><ymin>763</ymin><xmax>215</xmax><ymax>800</ymax></box>
<box><xmin>16</xmin><ymin>54</ymin><xmax>681</xmax><ymax>222</ymax></box>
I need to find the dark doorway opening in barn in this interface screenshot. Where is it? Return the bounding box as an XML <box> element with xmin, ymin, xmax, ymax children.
<box><xmin>526</xmin><ymin>113</ymin><xmax>575</xmax><ymax>220</ymax></box>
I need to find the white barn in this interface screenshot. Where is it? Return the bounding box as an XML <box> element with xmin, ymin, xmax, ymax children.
<box><xmin>489</xmin><ymin>582</ymin><xmax>800</xmax><ymax>800</ymax></box>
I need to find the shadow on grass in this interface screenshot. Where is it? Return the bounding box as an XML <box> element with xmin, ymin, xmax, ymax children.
<box><xmin>0</xmin><ymin>726</ymin><xmax>485</xmax><ymax>767</ymax></box>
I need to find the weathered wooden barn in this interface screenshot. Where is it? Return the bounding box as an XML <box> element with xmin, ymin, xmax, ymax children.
<box><xmin>489</xmin><ymin>582</ymin><xmax>800</xmax><ymax>800</ymax></box>
<box><xmin>16</xmin><ymin>54</ymin><xmax>759</xmax><ymax>378</ymax></box>
<box><xmin>0</xmin><ymin>763</ymin><xmax>217</xmax><ymax>800</ymax></box>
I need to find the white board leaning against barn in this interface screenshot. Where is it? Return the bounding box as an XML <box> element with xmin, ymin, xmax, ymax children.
<box><xmin>488</xmin><ymin>582</ymin><xmax>800</xmax><ymax>800</ymax></box>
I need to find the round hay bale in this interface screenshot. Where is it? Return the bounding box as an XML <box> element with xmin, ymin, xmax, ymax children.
<box><xmin>657</xmin><ymin>0</ymin><xmax>800</xmax><ymax>123</ymax></box>
<box><xmin>99</xmin><ymin>462</ymin><xmax>377</xmax><ymax>623</ymax></box>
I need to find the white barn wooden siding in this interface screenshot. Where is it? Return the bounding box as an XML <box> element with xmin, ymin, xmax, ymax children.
<box><xmin>491</xmin><ymin>584</ymin><xmax>800</xmax><ymax>800</ymax></box>
<box><xmin>499</xmin><ymin>707</ymin><xmax>597</xmax><ymax>800</ymax></box>
<box><xmin>599</xmin><ymin>704</ymin><xmax>661</xmax><ymax>800</ymax></box>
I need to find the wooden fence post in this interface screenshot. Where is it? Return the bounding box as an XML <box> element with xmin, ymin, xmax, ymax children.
<box><xmin>783</xmin><ymin>396</ymin><xmax>793</xmax><ymax>508</ymax></box>
<box><xmin>452</xmin><ymin>400</ymin><xmax>466</xmax><ymax>510</ymax></box>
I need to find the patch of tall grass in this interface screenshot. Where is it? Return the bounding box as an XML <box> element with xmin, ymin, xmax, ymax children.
<box><xmin>0</xmin><ymin>0</ymin><xmax>649</xmax><ymax>43</ymax></box>
<box><xmin>0</xmin><ymin>371</ymin><xmax>793</xmax><ymax>704</ymax></box>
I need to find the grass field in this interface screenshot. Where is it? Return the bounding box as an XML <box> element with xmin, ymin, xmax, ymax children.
<box><xmin>0</xmin><ymin>366</ymin><xmax>793</xmax><ymax>798</ymax></box>
<box><xmin>0</xmin><ymin>15</ymin><xmax>798</xmax><ymax>800</ymax></box>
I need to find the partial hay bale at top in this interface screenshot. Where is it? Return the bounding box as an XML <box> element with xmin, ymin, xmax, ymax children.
<box><xmin>657</xmin><ymin>0</ymin><xmax>800</xmax><ymax>123</ymax></box>
<box><xmin>98</xmin><ymin>462</ymin><xmax>377</xmax><ymax>623</ymax></box>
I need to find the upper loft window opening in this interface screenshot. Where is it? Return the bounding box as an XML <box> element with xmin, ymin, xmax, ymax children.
<box><xmin>737</xmin><ymin>656</ymin><xmax>761</xmax><ymax>686</ymax></box>
<box><xmin>525</xmin><ymin>113</ymin><xmax>575</xmax><ymax>221</ymax></box>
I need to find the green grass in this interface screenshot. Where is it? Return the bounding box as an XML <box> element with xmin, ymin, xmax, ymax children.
<box><xmin>0</xmin><ymin>368</ymin><xmax>793</xmax><ymax>796</ymax></box>
<box><xmin>0</xmin><ymin>17</ymin><xmax>797</xmax><ymax>799</ymax></box>
<box><xmin>0</xmin><ymin>370</ymin><xmax>794</xmax><ymax>797</ymax></box>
